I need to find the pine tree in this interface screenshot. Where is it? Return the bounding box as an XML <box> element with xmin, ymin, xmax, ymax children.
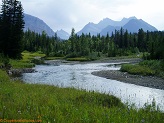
<box><xmin>138</xmin><ymin>28</ymin><xmax>146</xmax><ymax>52</ymax></box>
<box><xmin>0</xmin><ymin>0</ymin><xmax>24</xmax><ymax>58</ymax></box>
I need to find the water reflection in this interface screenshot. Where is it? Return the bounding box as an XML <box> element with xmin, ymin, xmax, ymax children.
<box><xmin>22</xmin><ymin>63</ymin><xmax>164</xmax><ymax>111</ymax></box>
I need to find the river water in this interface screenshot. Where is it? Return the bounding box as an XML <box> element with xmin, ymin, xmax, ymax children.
<box><xmin>22</xmin><ymin>62</ymin><xmax>164</xmax><ymax>111</ymax></box>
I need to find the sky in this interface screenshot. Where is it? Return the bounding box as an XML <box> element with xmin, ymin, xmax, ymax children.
<box><xmin>2</xmin><ymin>0</ymin><xmax>164</xmax><ymax>33</ymax></box>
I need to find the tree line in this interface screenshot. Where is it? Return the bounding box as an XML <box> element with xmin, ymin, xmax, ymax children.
<box><xmin>22</xmin><ymin>28</ymin><xmax>164</xmax><ymax>60</ymax></box>
<box><xmin>0</xmin><ymin>1</ymin><xmax>163</xmax><ymax>60</ymax></box>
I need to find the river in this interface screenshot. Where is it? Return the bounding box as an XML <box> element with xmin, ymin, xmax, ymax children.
<box><xmin>22</xmin><ymin>62</ymin><xmax>164</xmax><ymax>111</ymax></box>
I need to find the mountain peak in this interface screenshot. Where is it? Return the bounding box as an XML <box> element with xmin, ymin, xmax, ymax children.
<box><xmin>123</xmin><ymin>19</ymin><xmax>157</xmax><ymax>32</ymax></box>
<box><xmin>57</xmin><ymin>29</ymin><xmax>66</xmax><ymax>32</ymax></box>
<box><xmin>121</xmin><ymin>16</ymin><xmax>137</xmax><ymax>21</ymax></box>
<box><xmin>56</xmin><ymin>29</ymin><xmax>70</xmax><ymax>40</ymax></box>
<box><xmin>101</xmin><ymin>18</ymin><xmax>113</xmax><ymax>22</ymax></box>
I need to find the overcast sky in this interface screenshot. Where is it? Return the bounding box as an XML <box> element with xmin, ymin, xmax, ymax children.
<box><xmin>4</xmin><ymin>0</ymin><xmax>164</xmax><ymax>33</ymax></box>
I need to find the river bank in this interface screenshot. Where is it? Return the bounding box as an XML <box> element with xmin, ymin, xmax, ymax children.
<box><xmin>22</xmin><ymin>57</ymin><xmax>164</xmax><ymax>90</ymax></box>
<box><xmin>92</xmin><ymin>70</ymin><xmax>164</xmax><ymax>90</ymax></box>
<box><xmin>45</xmin><ymin>58</ymin><xmax>142</xmax><ymax>65</ymax></box>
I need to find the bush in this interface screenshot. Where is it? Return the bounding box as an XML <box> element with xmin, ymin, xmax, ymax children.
<box><xmin>65</xmin><ymin>52</ymin><xmax>80</xmax><ymax>58</ymax></box>
<box><xmin>128</xmin><ymin>65</ymin><xmax>155</xmax><ymax>76</ymax></box>
<box><xmin>31</xmin><ymin>58</ymin><xmax>45</xmax><ymax>65</ymax></box>
<box><xmin>120</xmin><ymin>64</ymin><xmax>134</xmax><ymax>72</ymax></box>
<box><xmin>120</xmin><ymin>64</ymin><xmax>155</xmax><ymax>76</ymax></box>
<box><xmin>139</xmin><ymin>60</ymin><xmax>161</xmax><ymax>70</ymax></box>
<box><xmin>161</xmin><ymin>60</ymin><xmax>164</xmax><ymax>71</ymax></box>
<box><xmin>0</xmin><ymin>53</ymin><xmax>10</xmax><ymax>67</ymax></box>
<box><xmin>48</xmin><ymin>52</ymin><xmax>64</xmax><ymax>57</ymax></box>
<box><xmin>87</xmin><ymin>52</ymin><xmax>99</xmax><ymax>61</ymax></box>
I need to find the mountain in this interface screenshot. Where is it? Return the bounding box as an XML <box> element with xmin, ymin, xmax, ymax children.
<box><xmin>97</xmin><ymin>18</ymin><xmax>116</xmax><ymax>29</ymax></box>
<box><xmin>56</xmin><ymin>29</ymin><xmax>70</xmax><ymax>40</ymax></box>
<box><xmin>77</xmin><ymin>22</ymin><xmax>101</xmax><ymax>36</ymax></box>
<box><xmin>98</xmin><ymin>16</ymin><xmax>137</xmax><ymax>28</ymax></box>
<box><xmin>123</xmin><ymin>19</ymin><xmax>157</xmax><ymax>33</ymax></box>
<box><xmin>77</xmin><ymin>16</ymin><xmax>157</xmax><ymax>36</ymax></box>
<box><xmin>119</xmin><ymin>16</ymin><xmax>137</xmax><ymax>26</ymax></box>
<box><xmin>100</xmin><ymin>26</ymin><xmax>121</xmax><ymax>36</ymax></box>
<box><xmin>24</xmin><ymin>13</ymin><xmax>55</xmax><ymax>37</ymax></box>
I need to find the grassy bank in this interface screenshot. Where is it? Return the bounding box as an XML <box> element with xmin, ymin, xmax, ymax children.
<box><xmin>121</xmin><ymin>60</ymin><xmax>164</xmax><ymax>78</ymax></box>
<box><xmin>0</xmin><ymin>70</ymin><xmax>164</xmax><ymax>122</ymax></box>
<box><xmin>0</xmin><ymin>51</ymin><xmax>45</xmax><ymax>69</ymax></box>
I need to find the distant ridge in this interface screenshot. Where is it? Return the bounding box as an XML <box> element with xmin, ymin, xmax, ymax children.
<box><xmin>77</xmin><ymin>17</ymin><xmax>158</xmax><ymax>36</ymax></box>
<box><xmin>23</xmin><ymin>14</ymin><xmax>158</xmax><ymax>39</ymax></box>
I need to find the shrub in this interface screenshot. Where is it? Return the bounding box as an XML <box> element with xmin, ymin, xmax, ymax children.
<box><xmin>121</xmin><ymin>64</ymin><xmax>155</xmax><ymax>76</ymax></box>
<box><xmin>120</xmin><ymin>64</ymin><xmax>134</xmax><ymax>72</ymax></box>
<box><xmin>161</xmin><ymin>60</ymin><xmax>164</xmax><ymax>71</ymax></box>
<box><xmin>65</xmin><ymin>52</ymin><xmax>80</xmax><ymax>58</ymax></box>
<box><xmin>31</xmin><ymin>58</ymin><xmax>45</xmax><ymax>65</ymax></box>
<box><xmin>0</xmin><ymin>53</ymin><xmax>10</xmax><ymax>67</ymax></box>
<box><xmin>87</xmin><ymin>52</ymin><xmax>99</xmax><ymax>61</ymax></box>
<box><xmin>128</xmin><ymin>65</ymin><xmax>155</xmax><ymax>76</ymax></box>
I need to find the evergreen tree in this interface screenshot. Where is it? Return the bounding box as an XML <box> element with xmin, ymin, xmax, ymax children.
<box><xmin>0</xmin><ymin>0</ymin><xmax>24</xmax><ymax>58</ymax></box>
<box><xmin>138</xmin><ymin>28</ymin><xmax>146</xmax><ymax>52</ymax></box>
<box><xmin>70</xmin><ymin>28</ymin><xmax>76</xmax><ymax>52</ymax></box>
<box><xmin>124</xmin><ymin>29</ymin><xmax>129</xmax><ymax>48</ymax></box>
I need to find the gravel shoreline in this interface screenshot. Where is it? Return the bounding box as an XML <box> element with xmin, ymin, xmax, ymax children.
<box><xmin>92</xmin><ymin>70</ymin><xmax>164</xmax><ymax>90</ymax></box>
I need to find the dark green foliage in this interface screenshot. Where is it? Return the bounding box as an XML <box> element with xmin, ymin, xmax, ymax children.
<box><xmin>22</xmin><ymin>27</ymin><xmax>164</xmax><ymax>61</ymax></box>
<box><xmin>0</xmin><ymin>0</ymin><xmax>24</xmax><ymax>59</ymax></box>
<box><xmin>22</xmin><ymin>30</ymin><xmax>63</xmax><ymax>57</ymax></box>
<box><xmin>0</xmin><ymin>53</ymin><xmax>10</xmax><ymax>68</ymax></box>
<box><xmin>31</xmin><ymin>58</ymin><xmax>45</xmax><ymax>65</ymax></box>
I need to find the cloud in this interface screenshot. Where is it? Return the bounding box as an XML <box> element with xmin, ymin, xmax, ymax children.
<box><xmin>1</xmin><ymin>0</ymin><xmax>164</xmax><ymax>33</ymax></box>
<box><xmin>21</xmin><ymin>0</ymin><xmax>137</xmax><ymax>33</ymax></box>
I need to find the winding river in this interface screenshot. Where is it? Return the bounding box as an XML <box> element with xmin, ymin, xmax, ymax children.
<box><xmin>22</xmin><ymin>62</ymin><xmax>164</xmax><ymax>111</ymax></box>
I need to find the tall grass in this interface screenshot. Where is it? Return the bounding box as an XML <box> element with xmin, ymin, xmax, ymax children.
<box><xmin>0</xmin><ymin>69</ymin><xmax>163</xmax><ymax>122</ymax></box>
<box><xmin>121</xmin><ymin>60</ymin><xmax>164</xmax><ymax>78</ymax></box>
<box><xmin>121</xmin><ymin>64</ymin><xmax>155</xmax><ymax>76</ymax></box>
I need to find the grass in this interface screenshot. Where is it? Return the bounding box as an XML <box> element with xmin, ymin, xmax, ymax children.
<box><xmin>0</xmin><ymin>69</ymin><xmax>164</xmax><ymax>122</ymax></box>
<box><xmin>9</xmin><ymin>59</ymin><xmax>35</xmax><ymax>69</ymax></box>
<box><xmin>45</xmin><ymin>56</ymin><xmax>64</xmax><ymax>60</ymax></box>
<box><xmin>9</xmin><ymin>51</ymin><xmax>46</xmax><ymax>69</ymax></box>
<box><xmin>120</xmin><ymin>60</ymin><xmax>164</xmax><ymax>78</ymax></box>
<box><xmin>121</xmin><ymin>64</ymin><xmax>155</xmax><ymax>76</ymax></box>
<box><xmin>66</xmin><ymin>57</ymin><xmax>89</xmax><ymax>62</ymax></box>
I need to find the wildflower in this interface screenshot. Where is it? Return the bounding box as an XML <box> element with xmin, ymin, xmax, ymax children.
<box><xmin>18</xmin><ymin>110</ymin><xmax>21</xmax><ymax>114</ymax></box>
